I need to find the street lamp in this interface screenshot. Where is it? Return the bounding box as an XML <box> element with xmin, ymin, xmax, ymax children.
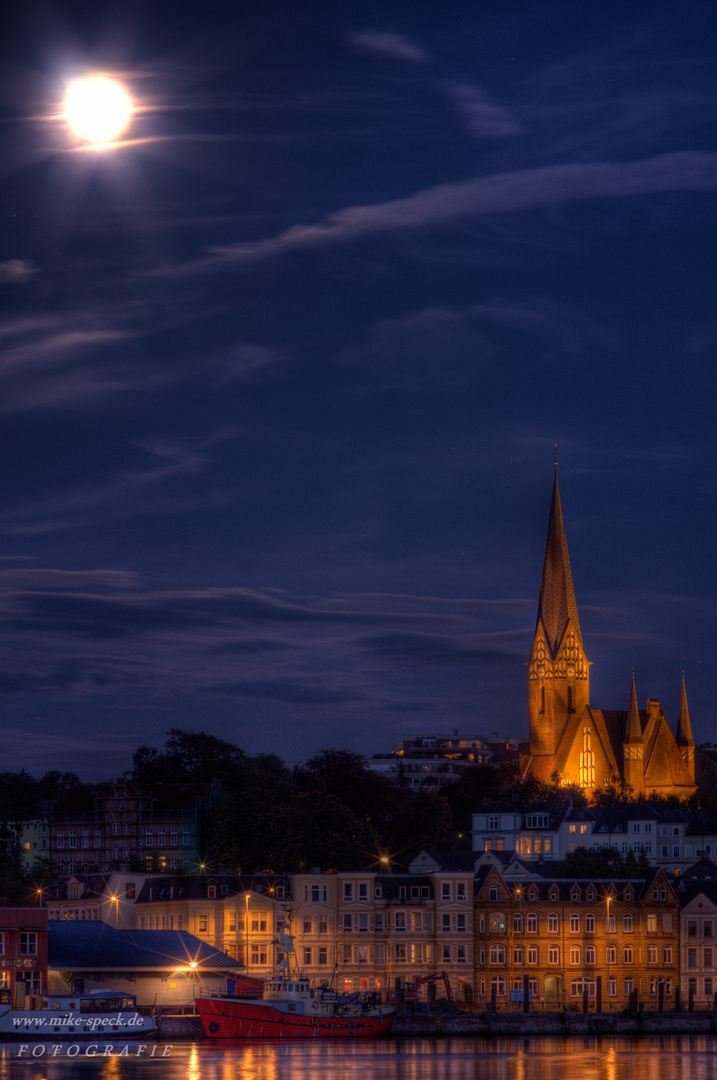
<box><xmin>110</xmin><ymin>895</ymin><xmax>119</xmax><ymax>929</ymax></box>
<box><xmin>244</xmin><ymin>893</ymin><xmax>250</xmax><ymax>970</ymax></box>
<box><xmin>516</xmin><ymin>886</ymin><xmax>525</xmax><ymax>1007</ymax></box>
<box><xmin>606</xmin><ymin>894</ymin><xmax>611</xmax><ymax>1010</ymax></box>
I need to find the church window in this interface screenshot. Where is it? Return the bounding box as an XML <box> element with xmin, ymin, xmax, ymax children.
<box><xmin>567</xmin><ymin>685</ymin><xmax>573</xmax><ymax>713</ymax></box>
<box><xmin>579</xmin><ymin>727</ymin><xmax>595</xmax><ymax>788</ymax></box>
<box><xmin>540</xmin><ymin>686</ymin><xmax>545</xmax><ymax>713</ymax></box>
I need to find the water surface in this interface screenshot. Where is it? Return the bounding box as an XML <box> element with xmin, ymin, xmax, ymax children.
<box><xmin>1</xmin><ymin>1036</ymin><xmax>716</xmax><ymax>1080</ymax></box>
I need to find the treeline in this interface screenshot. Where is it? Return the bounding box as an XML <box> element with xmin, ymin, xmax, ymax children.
<box><xmin>1</xmin><ymin>730</ymin><xmax>716</xmax><ymax>901</ymax></box>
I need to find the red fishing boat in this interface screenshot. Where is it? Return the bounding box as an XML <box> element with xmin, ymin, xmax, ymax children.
<box><xmin>196</xmin><ymin>977</ymin><xmax>394</xmax><ymax>1039</ymax></box>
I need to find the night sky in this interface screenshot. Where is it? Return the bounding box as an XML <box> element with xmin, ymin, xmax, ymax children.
<box><xmin>1</xmin><ymin>0</ymin><xmax>716</xmax><ymax>779</ymax></box>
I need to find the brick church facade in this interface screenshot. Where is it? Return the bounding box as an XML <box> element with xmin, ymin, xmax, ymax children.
<box><xmin>522</xmin><ymin>469</ymin><xmax>696</xmax><ymax>799</ymax></box>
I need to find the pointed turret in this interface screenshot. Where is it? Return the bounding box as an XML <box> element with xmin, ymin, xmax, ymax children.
<box><xmin>536</xmin><ymin>469</ymin><xmax>583</xmax><ymax>656</ymax></box>
<box><xmin>624</xmin><ymin>673</ymin><xmax>644</xmax><ymax>744</ymax></box>
<box><xmin>529</xmin><ymin>468</ymin><xmax>590</xmax><ymax>757</ymax></box>
<box><xmin>623</xmin><ymin>673</ymin><xmax>645</xmax><ymax>795</ymax></box>
<box><xmin>676</xmin><ymin>675</ymin><xmax>696</xmax><ymax>781</ymax></box>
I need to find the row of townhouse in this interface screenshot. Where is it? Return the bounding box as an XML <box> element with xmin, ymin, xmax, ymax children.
<box><xmin>131</xmin><ymin>858</ymin><xmax>478</xmax><ymax>998</ymax></box>
<box><xmin>473</xmin><ymin>800</ymin><xmax>717</xmax><ymax>876</ymax></box>
<box><xmin>42</xmin><ymin>852</ymin><xmax>717</xmax><ymax>1010</ymax></box>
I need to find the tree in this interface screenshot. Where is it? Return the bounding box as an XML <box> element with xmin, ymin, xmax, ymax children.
<box><xmin>207</xmin><ymin>753</ymin><xmax>296</xmax><ymax>872</ymax></box>
<box><xmin>557</xmin><ymin>844</ymin><xmax>650</xmax><ymax>880</ymax></box>
<box><xmin>0</xmin><ymin>771</ymin><xmax>42</xmax><ymax>903</ymax></box>
<box><xmin>132</xmin><ymin>728</ymin><xmax>246</xmax><ymax>784</ymax></box>
<box><xmin>388</xmin><ymin>789</ymin><xmax>454</xmax><ymax>865</ymax></box>
<box><xmin>269</xmin><ymin>792</ymin><xmax>380</xmax><ymax>872</ymax></box>
<box><xmin>294</xmin><ymin>748</ymin><xmax>405</xmax><ymax>839</ymax></box>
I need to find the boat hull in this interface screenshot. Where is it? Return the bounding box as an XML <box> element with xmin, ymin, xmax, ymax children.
<box><xmin>196</xmin><ymin>997</ymin><xmax>394</xmax><ymax>1039</ymax></box>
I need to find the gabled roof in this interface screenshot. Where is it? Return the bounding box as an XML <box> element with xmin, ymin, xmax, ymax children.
<box><xmin>551</xmin><ymin>706</ymin><xmax>621</xmax><ymax>780</ymax></box>
<box><xmin>417</xmin><ymin>851</ymin><xmax>481</xmax><ymax>872</ymax></box>
<box><xmin>48</xmin><ymin>921</ymin><xmax>239</xmax><ymax>971</ymax></box>
<box><xmin>642</xmin><ymin>710</ymin><xmax>695</xmax><ymax>789</ymax></box>
<box><xmin>679</xmin><ymin>858</ymin><xmax>717</xmax><ymax>882</ymax></box>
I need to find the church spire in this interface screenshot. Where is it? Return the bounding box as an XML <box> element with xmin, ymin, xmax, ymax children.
<box><xmin>536</xmin><ymin>467</ymin><xmax>583</xmax><ymax>657</ymax></box>
<box><xmin>625</xmin><ymin>672</ymin><xmax>644</xmax><ymax>744</ymax></box>
<box><xmin>676</xmin><ymin>674</ymin><xmax>696</xmax><ymax>780</ymax></box>
<box><xmin>528</xmin><ymin>465</ymin><xmax>589</xmax><ymax>758</ymax></box>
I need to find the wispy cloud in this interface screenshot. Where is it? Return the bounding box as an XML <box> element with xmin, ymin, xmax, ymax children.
<box><xmin>0</xmin><ymin>259</ymin><xmax>39</xmax><ymax>284</ymax></box>
<box><xmin>443</xmin><ymin>81</ymin><xmax>523</xmax><ymax>138</ymax></box>
<box><xmin>337</xmin><ymin>301</ymin><xmax>610</xmax><ymax>387</ymax></box>
<box><xmin>0</xmin><ymin>431</ymin><xmax>233</xmax><ymax>537</ymax></box>
<box><xmin>347</xmin><ymin>31</ymin><xmax>433</xmax><ymax>65</ymax></box>
<box><xmin>171</xmin><ymin>151</ymin><xmax>717</xmax><ymax>274</ymax></box>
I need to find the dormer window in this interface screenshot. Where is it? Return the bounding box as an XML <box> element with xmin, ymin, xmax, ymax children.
<box><xmin>208</xmin><ymin>885</ymin><xmax>217</xmax><ymax>899</ymax></box>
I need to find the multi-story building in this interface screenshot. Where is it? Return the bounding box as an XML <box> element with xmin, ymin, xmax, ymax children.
<box><xmin>678</xmin><ymin>859</ymin><xmax>717</xmax><ymax>1008</ymax></box>
<box><xmin>134</xmin><ymin>874</ymin><xmax>290</xmax><ymax>972</ymax></box>
<box><xmin>369</xmin><ymin>731</ymin><xmax>495</xmax><ymax>788</ymax></box>
<box><xmin>0</xmin><ymin>907</ymin><xmax>48</xmax><ymax>1003</ymax></box>
<box><xmin>48</xmin><ymin>778</ymin><xmax>220</xmax><ymax>876</ymax></box>
<box><xmin>472</xmin><ymin>799</ymin><xmax>572</xmax><ymax>859</ymax></box>
<box><xmin>472</xmin><ymin>800</ymin><xmax>713</xmax><ymax>878</ymax></box>
<box><xmin>45</xmin><ymin>871</ymin><xmax>152</xmax><ymax>927</ymax></box>
<box><xmin>20</xmin><ymin>820</ymin><xmax>49</xmax><ymax>871</ymax></box>
<box><xmin>474</xmin><ymin>864</ymin><xmax>679</xmax><ymax>1010</ymax></box>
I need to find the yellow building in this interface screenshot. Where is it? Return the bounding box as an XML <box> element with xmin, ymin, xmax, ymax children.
<box><xmin>525</xmin><ymin>469</ymin><xmax>696</xmax><ymax>799</ymax></box>
<box><xmin>475</xmin><ymin>863</ymin><xmax>679</xmax><ymax>1009</ymax></box>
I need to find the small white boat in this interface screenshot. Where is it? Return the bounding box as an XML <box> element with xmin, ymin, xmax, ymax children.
<box><xmin>0</xmin><ymin>990</ymin><xmax>156</xmax><ymax>1040</ymax></box>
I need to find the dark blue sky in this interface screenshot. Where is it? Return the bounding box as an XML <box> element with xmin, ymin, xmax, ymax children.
<box><xmin>1</xmin><ymin>0</ymin><xmax>716</xmax><ymax>778</ymax></box>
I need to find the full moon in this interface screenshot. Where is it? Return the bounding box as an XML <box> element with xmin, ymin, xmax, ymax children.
<box><xmin>65</xmin><ymin>76</ymin><xmax>133</xmax><ymax>144</ymax></box>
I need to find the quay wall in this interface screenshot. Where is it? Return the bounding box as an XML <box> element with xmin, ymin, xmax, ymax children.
<box><xmin>157</xmin><ymin>1009</ymin><xmax>717</xmax><ymax>1040</ymax></box>
<box><xmin>392</xmin><ymin>1009</ymin><xmax>717</xmax><ymax>1038</ymax></box>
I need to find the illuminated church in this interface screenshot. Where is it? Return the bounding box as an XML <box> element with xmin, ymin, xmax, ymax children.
<box><xmin>523</xmin><ymin>468</ymin><xmax>696</xmax><ymax>799</ymax></box>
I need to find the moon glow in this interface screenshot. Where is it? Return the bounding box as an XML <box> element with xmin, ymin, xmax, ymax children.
<box><xmin>65</xmin><ymin>76</ymin><xmax>133</xmax><ymax>144</ymax></box>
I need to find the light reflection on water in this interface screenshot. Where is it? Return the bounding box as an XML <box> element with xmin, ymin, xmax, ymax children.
<box><xmin>3</xmin><ymin>1037</ymin><xmax>717</xmax><ymax>1080</ymax></box>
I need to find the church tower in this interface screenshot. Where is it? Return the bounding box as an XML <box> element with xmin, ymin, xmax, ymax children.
<box><xmin>528</xmin><ymin>468</ymin><xmax>590</xmax><ymax>759</ymax></box>
<box><xmin>676</xmin><ymin>674</ymin><xmax>696</xmax><ymax>782</ymax></box>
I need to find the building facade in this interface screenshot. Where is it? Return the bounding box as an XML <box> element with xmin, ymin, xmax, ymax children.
<box><xmin>0</xmin><ymin>908</ymin><xmax>48</xmax><ymax>1003</ymax></box>
<box><xmin>48</xmin><ymin>778</ymin><xmax>220</xmax><ymax>876</ymax></box>
<box><xmin>472</xmin><ymin>801</ymin><xmax>714</xmax><ymax>878</ymax></box>
<box><xmin>475</xmin><ymin>864</ymin><xmax>679</xmax><ymax>1010</ymax></box>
